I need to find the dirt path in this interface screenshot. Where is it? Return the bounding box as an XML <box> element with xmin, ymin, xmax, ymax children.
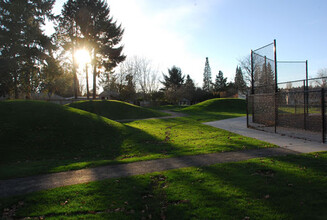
<box><xmin>0</xmin><ymin>148</ymin><xmax>297</xmax><ymax>198</ymax></box>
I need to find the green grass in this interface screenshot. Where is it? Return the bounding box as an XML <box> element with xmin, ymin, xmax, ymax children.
<box><xmin>279</xmin><ymin>106</ymin><xmax>321</xmax><ymax>114</ymax></box>
<box><xmin>2</xmin><ymin>152</ymin><xmax>327</xmax><ymax>219</ymax></box>
<box><xmin>67</xmin><ymin>100</ymin><xmax>169</xmax><ymax>121</ymax></box>
<box><xmin>0</xmin><ymin>100</ymin><xmax>274</xmax><ymax>179</ymax></box>
<box><xmin>0</xmin><ymin>100</ymin><xmax>127</xmax><ymax>179</ymax></box>
<box><xmin>178</xmin><ymin>98</ymin><xmax>246</xmax><ymax>122</ymax></box>
<box><xmin>124</xmin><ymin>117</ymin><xmax>274</xmax><ymax>158</ymax></box>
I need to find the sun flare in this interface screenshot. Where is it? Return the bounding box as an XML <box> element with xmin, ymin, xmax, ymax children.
<box><xmin>74</xmin><ymin>49</ymin><xmax>91</xmax><ymax>67</ymax></box>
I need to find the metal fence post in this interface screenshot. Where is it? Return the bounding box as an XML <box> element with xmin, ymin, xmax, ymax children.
<box><xmin>251</xmin><ymin>50</ymin><xmax>254</xmax><ymax>95</ymax></box>
<box><xmin>246</xmin><ymin>94</ymin><xmax>249</xmax><ymax>128</ymax></box>
<box><xmin>305</xmin><ymin>60</ymin><xmax>309</xmax><ymax>117</ymax></box>
<box><xmin>303</xmin><ymin>80</ymin><xmax>307</xmax><ymax>130</ymax></box>
<box><xmin>322</xmin><ymin>88</ymin><xmax>326</xmax><ymax>143</ymax></box>
<box><xmin>274</xmin><ymin>39</ymin><xmax>278</xmax><ymax>133</ymax></box>
<box><xmin>251</xmin><ymin>50</ymin><xmax>255</xmax><ymax>123</ymax></box>
<box><xmin>275</xmin><ymin>92</ymin><xmax>277</xmax><ymax>133</ymax></box>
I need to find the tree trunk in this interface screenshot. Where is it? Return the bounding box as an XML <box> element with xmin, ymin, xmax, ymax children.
<box><xmin>14</xmin><ymin>72</ymin><xmax>18</xmax><ymax>99</ymax></box>
<box><xmin>73</xmin><ymin>52</ymin><xmax>78</xmax><ymax>99</ymax></box>
<box><xmin>86</xmin><ymin>63</ymin><xmax>89</xmax><ymax>99</ymax></box>
<box><xmin>92</xmin><ymin>53</ymin><xmax>97</xmax><ymax>99</ymax></box>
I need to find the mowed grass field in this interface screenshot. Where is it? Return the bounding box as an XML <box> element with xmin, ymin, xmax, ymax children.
<box><xmin>1</xmin><ymin>152</ymin><xmax>327</xmax><ymax>219</ymax></box>
<box><xmin>0</xmin><ymin>99</ymin><xmax>274</xmax><ymax>179</ymax></box>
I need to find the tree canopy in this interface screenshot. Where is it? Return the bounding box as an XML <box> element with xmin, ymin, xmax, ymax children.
<box><xmin>57</xmin><ymin>0</ymin><xmax>125</xmax><ymax>98</ymax></box>
<box><xmin>214</xmin><ymin>70</ymin><xmax>227</xmax><ymax>92</ymax></box>
<box><xmin>203</xmin><ymin>57</ymin><xmax>212</xmax><ymax>92</ymax></box>
<box><xmin>161</xmin><ymin>66</ymin><xmax>185</xmax><ymax>90</ymax></box>
<box><xmin>234</xmin><ymin>66</ymin><xmax>246</xmax><ymax>94</ymax></box>
<box><xmin>0</xmin><ymin>0</ymin><xmax>55</xmax><ymax>98</ymax></box>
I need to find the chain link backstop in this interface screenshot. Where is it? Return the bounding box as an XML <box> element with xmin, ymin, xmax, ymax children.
<box><xmin>247</xmin><ymin>40</ymin><xmax>327</xmax><ymax>143</ymax></box>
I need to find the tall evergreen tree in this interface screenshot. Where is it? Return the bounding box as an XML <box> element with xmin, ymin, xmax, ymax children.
<box><xmin>183</xmin><ymin>74</ymin><xmax>196</xmax><ymax>101</ymax></box>
<box><xmin>0</xmin><ymin>0</ymin><xmax>55</xmax><ymax>98</ymax></box>
<box><xmin>161</xmin><ymin>66</ymin><xmax>184</xmax><ymax>90</ymax></box>
<box><xmin>258</xmin><ymin>62</ymin><xmax>274</xmax><ymax>93</ymax></box>
<box><xmin>161</xmin><ymin>66</ymin><xmax>185</xmax><ymax>104</ymax></box>
<box><xmin>203</xmin><ymin>57</ymin><xmax>212</xmax><ymax>92</ymax></box>
<box><xmin>57</xmin><ymin>0</ymin><xmax>125</xmax><ymax>99</ymax></box>
<box><xmin>214</xmin><ymin>70</ymin><xmax>227</xmax><ymax>92</ymax></box>
<box><xmin>234</xmin><ymin>66</ymin><xmax>246</xmax><ymax>94</ymax></box>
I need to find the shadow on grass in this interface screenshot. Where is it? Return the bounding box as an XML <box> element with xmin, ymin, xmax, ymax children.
<box><xmin>1</xmin><ymin>170</ymin><xmax>189</xmax><ymax>219</ymax></box>
<box><xmin>190</xmin><ymin>153</ymin><xmax>327</xmax><ymax>219</ymax></box>
<box><xmin>4</xmin><ymin>152</ymin><xmax>322</xmax><ymax>219</ymax></box>
<box><xmin>0</xmin><ymin>119</ymin><xmax>181</xmax><ymax>179</ymax></box>
<box><xmin>1</xmin><ymin>102</ymin><xmax>272</xmax><ymax>180</ymax></box>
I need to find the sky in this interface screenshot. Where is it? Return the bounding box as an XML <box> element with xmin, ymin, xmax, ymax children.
<box><xmin>47</xmin><ymin>0</ymin><xmax>327</xmax><ymax>87</ymax></box>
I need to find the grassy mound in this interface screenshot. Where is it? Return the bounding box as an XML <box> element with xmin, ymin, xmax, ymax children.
<box><xmin>68</xmin><ymin>100</ymin><xmax>168</xmax><ymax>120</ymax></box>
<box><xmin>0</xmin><ymin>99</ymin><xmax>272</xmax><ymax>179</ymax></box>
<box><xmin>182</xmin><ymin>98</ymin><xmax>246</xmax><ymax>113</ymax></box>
<box><xmin>179</xmin><ymin>98</ymin><xmax>246</xmax><ymax>122</ymax></box>
<box><xmin>0</xmin><ymin>100</ymin><xmax>126</xmax><ymax>177</ymax></box>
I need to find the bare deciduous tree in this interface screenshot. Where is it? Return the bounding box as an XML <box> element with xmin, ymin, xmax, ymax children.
<box><xmin>135</xmin><ymin>56</ymin><xmax>160</xmax><ymax>94</ymax></box>
<box><xmin>315</xmin><ymin>68</ymin><xmax>327</xmax><ymax>87</ymax></box>
<box><xmin>116</xmin><ymin>56</ymin><xmax>160</xmax><ymax>94</ymax></box>
<box><xmin>238</xmin><ymin>55</ymin><xmax>261</xmax><ymax>88</ymax></box>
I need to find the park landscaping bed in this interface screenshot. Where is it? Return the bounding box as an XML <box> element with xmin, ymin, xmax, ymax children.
<box><xmin>1</xmin><ymin>152</ymin><xmax>327</xmax><ymax>219</ymax></box>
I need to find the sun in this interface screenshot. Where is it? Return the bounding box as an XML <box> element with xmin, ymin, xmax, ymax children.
<box><xmin>74</xmin><ymin>49</ymin><xmax>91</xmax><ymax>67</ymax></box>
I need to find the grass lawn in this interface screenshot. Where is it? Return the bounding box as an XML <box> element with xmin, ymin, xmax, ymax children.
<box><xmin>278</xmin><ymin>106</ymin><xmax>321</xmax><ymax>114</ymax></box>
<box><xmin>177</xmin><ymin>98</ymin><xmax>246</xmax><ymax>122</ymax></box>
<box><xmin>0</xmin><ymin>100</ymin><xmax>127</xmax><ymax>179</ymax></box>
<box><xmin>0</xmin><ymin>100</ymin><xmax>274</xmax><ymax>179</ymax></box>
<box><xmin>67</xmin><ymin>100</ymin><xmax>169</xmax><ymax>120</ymax></box>
<box><xmin>2</xmin><ymin>152</ymin><xmax>327</xmax><ymax>219</ymax></box>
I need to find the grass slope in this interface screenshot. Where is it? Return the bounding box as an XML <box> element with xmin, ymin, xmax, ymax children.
<box><xmin>125</xmin><ymin>117</ymin><xmax>275</xmax><ymax>159</ymax></box>
<box><xmin>0</xmin><ymin>100</ymin><xmax>126</xmax><ymax>178</ymax></box>
<box><xmin>68</xmin><ymin>100</ymin><xmax>168</xmax><ymax>121</ymax></box>
<box><xmin>2</xmin><ymin>152</ymin><xmax>327</xmax><ymax>219</ymax></box>
<box><xmin>179</xmin><ymin>98</ymin><xmax>246</xmax><ymax>122</ymax></box>
<box><xmin>1</xmin><ymin>99</ymin><xmax>274</xmax><ymax>179</ymax></box>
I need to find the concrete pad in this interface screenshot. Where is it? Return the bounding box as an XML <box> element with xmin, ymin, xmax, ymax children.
<box><xmin>204</xmin><ymin>117</ymin><xmax>327</xmax><ymax>153</ymax></box>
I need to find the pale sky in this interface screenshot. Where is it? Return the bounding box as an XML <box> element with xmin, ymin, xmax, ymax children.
<box><xmin>47</xmin><ymin>0</ymin><xmax>327</xmax><ymax>87</ymax></box>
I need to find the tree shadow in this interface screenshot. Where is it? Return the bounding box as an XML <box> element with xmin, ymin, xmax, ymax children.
<box><xmin>196</xmin><ymin>153</ymin><xmax>327</xmax><ymax>219</ymax></box>
<box><xmin>1</xmin><ymin>170</ymin><xmax>189</xmax><ymax>219</ymax></box>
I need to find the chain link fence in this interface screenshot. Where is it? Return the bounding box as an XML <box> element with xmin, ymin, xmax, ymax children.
<box><xmin>251</xmin><ymin>42</ymin><xmax>276</xmax><ymax>94</ymax></box>
<box><xmin>247</xmin><ymin>40</ymin><xmax>326</xmax><ymax>143</ymax></box>
<box><xmin>248</xmin><ymin>84</ymin><xmax>327</xmax><ymax>143</ymax></box>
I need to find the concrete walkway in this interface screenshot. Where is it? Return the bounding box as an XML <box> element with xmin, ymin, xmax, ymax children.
<box><xmin>204</xmin><ymin>117</ymin><xmax>327</xmax><ymax>153</ymax></box>
<box><xmin>0</xmin><ymin>148</ymin><xmax>296</xmax><ymax>198</ymax></box>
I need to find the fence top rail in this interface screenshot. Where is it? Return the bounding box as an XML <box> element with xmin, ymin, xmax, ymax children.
<box><xmin>278</xmin><ymin>79</ymin><xmax>305</xmax><ymax>85</ymax></box>
<box><xmin>252</xmin><ymin>52</ymin><xmax>275</xmax><ymax>62</ymax></box>
<box><xmin>248</xmin><ymin>93</ymin><xmax>276</xmax><ymax>97</ymax></box>
<box><xmin>278</xmin><ymin>77</ymin><xmax>327</xmax><ymax>85</ymax></box>
<box><xmin>277</xmin><ymin>60</ymin><xmax>307</xmax><ymax>63</ymax></box>
<box><xmin>278</xmin><ymin>89</ymin><xmax>322</xmax><ymax>94</ymax></box>
<box><xmin>308</xmin><ymin>76</ymin><xmax>327</xmax><ymax>81</ymax></box>
<box><xmin>253</xmin><ymin>42</ymin><xmax>274</xmax><ymax>52</ymax></box>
